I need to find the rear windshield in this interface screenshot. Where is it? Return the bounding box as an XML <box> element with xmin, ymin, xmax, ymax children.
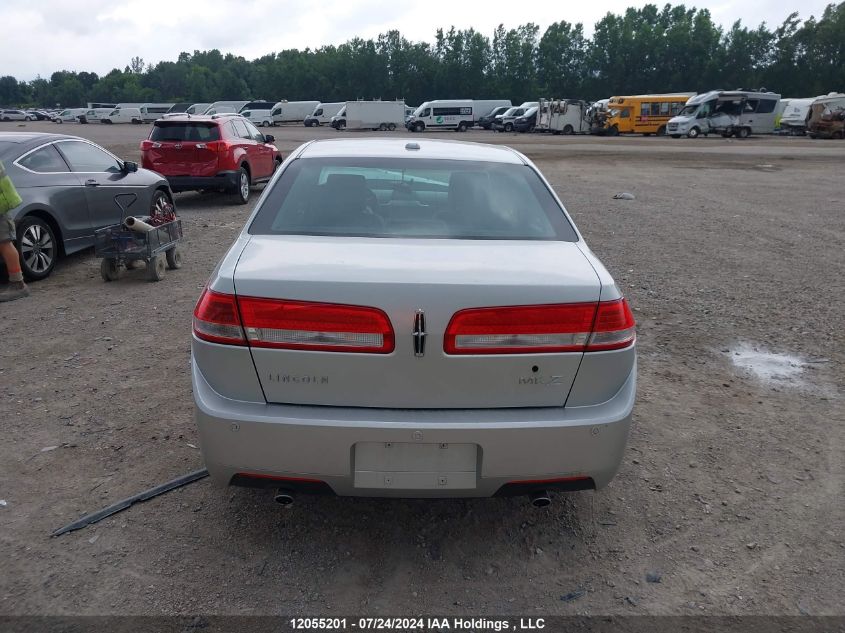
<box><xmin>249</xmin><ymin>157</ymin><xmax>578</xmax><ymax>241</ymax></box>
<box><xmin>150</xmin><ymin>122</ymin><xmax>220</xmax><ymax>142</ymax></box>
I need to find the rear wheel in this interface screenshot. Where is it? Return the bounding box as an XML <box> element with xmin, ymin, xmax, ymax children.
<box><xmin>657</xmin><ymin>125</ymin><xmax>666</xmax><ymax>136</ymax></box>
<box><xmin>100</xmin><ymin>258</ymin><xmax>121</xmax><ymax>282</ymax></box>
<box><xmin>147</xmin><ymin>255</ymin><xmax>165</xmax><ymax>281</ymax></box>
<box><xmin>563</xmin><ymin>124</ymin><xmax>573</xmax><ymax>135</ymax></box>
<box><xmin>378</xmin><ymin>123</ymin><xmax>387</xmax><ymax>131</ymax></box>
<box><xmin>832</xmin><ymin>131</ymin><xmax>843</xmax><ymax>140</ymax></box>
<box><xmin>387</xmin><ymin>123</ymin><xmax>396</xmax><ymax>131</ymax></box>
<box><xmin>17</xmin><ymin>216</ymin><xmax>58</xmax><ymax>281</ymax></box>
<box><xmin>234</xmin><ymin>167</ymin><xmax>250</xmax><ymax>205</ymax></box>
<box><xmin>262</xmin><ymin>120</ymin><xmax>270</xmax><ymax>127</ymax></box>
<box><xmin>457</xmin><ymin>122</ymin><xmax>468</xmax><ymax>132</ymax></box>
<box><xmin>737</xmin><ymin>127</ymin><xmax>750</xmax><ymax>139</ymax></box>
<box><xmin>166</xmin><ymin>247</ymin><xmax>183</xmax><ymax>270</ymax></box>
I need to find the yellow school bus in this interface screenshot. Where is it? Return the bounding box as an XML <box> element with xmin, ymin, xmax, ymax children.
<box><xmin>603</xmin><ymin>93</ymin><xmax>696</xmax><ymax>135</ymax></box>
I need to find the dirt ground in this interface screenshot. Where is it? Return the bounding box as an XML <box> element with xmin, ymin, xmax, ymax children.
<box><xmin>0</xmin><ymin>121</ymin><xmax>842</xmax><ymax>617</ymax></box>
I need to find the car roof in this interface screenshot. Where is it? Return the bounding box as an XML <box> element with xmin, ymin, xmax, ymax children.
<box><xmin>297</xmin><ymin>138</ymin><xmax>526</xmax><ymax>164</ymax></box>
<box><xmin>0</xmin><ymin>132</ymin><xmax>76</xmax><ymax>145</ymax></box>
<box><xmin>155</xmin><ymin>115</ymin><xmax>233</xmax><ymax>123</ymax></box>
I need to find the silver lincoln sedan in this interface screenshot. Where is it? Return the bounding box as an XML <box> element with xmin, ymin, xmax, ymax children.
<box><xmin>192</xmin><ymin>138</ymin><xmax>636</xmax><ymax>505</ymax></box>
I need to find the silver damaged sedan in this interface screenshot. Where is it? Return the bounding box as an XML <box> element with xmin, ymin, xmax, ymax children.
<box><xmin>192</xmin><ymin>138</ymin><xmax>636</xmax><ymax>505</ymax></box>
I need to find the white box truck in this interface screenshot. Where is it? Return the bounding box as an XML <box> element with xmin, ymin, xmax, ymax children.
<box><xmin>667</xmin><ymin>90</ymin><xmax>780</xmax><ymax>138</ymax></box>
<box><xmin>332</xmin><ymin>100</ymin><xmax>406</xmax><ymax>131</ymax></box>
<box><xmin>406</xmin><ymin>99</ymin><xmax>511</xmax><ymax>132</ymax></box>
<box><xmin>304</xmin><ymin>102</ymin><xmax>344</xmax><ymax>127</ymax></box>
<box><xmin>270</xmin><ymin>101</ymin><xmax>321</xmax><ymax>125</ymax></box>
<box><xmin>536</xmin><ymin>99</ymin><xmax>591</xmax><ymax>134</ymax></box>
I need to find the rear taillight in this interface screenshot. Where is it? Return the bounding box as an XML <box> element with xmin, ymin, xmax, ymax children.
<box><xmin>192</xmin><ymin>289</ymin><xmax>246</xmax><ymax>346</ymax></box>
<box><xmin>444</xmin><ymin>299</ymin><xmax>635</xmax><ymax>355</ymax></box>
<box><xmin>198</xmin><ymin>141</ymin><xmax>224</xmax><ymax>152</ymax></box>
<box><xmin>139</xmin><ymin>140</ymin><xmax>161</xmax><ymax>151</ymax></box>
<box><xmin>586</xmin><ymin>298</ymin><xmax>636</xmax><ymax>351</ymax></box>
<box><xmin>237</xmin><ymin>297</ymin><xmax>394</xmax><ymax>353</ymax></box>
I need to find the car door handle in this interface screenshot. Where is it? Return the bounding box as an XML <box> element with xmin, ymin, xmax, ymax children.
<box><xmin>85</xmin><ymin>179</ymin><xmax>99</xmax><ymax>187</ymax></box>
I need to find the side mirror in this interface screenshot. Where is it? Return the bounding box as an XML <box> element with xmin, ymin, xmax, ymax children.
<box><xmin>264</xmin><ymin>134</ymin><xmax>275</xmax><ymax>143</ymax></box>
<box><xmin>122</xmin><ymin>161</ymin><xmax>138</xmax><ymax>173</ymax></box>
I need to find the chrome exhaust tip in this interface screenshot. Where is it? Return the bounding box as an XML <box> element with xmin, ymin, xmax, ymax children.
<box><xmin>273</xmin><ymin>489</ymin><xmax>295</xmax><ymax>506</ymax></box>
<box><xmin>530</xmin><ymin>491</ymin><xmax>551</xmax><ymax>508</ymax></box>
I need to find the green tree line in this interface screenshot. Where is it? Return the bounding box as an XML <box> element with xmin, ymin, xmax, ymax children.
<box><xmin>1</xmin><ymin>2</ymin><xmax>843</xmax><ymax>108</ymax></box>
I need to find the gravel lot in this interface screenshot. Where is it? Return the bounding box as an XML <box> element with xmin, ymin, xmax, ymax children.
<box><xmin>1</xmin><ymin>121</ymin><xmax>843</xmax><ymax>617</ymax></box>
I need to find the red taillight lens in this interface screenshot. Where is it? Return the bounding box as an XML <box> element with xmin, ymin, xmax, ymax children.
<box><xmin>586</xmin><ymin>298</ymin><xmax>636</xmax><ymax>351</ymax></box>
<box><xmin>192</xmin><ymin>289</ymin><xmax>246</xmax><ymax>345</ymax></box>
<box><xmin>444</xmin><ymin>303</ymin><xmax>597</xmax><ymax>354</ymax></box>
<box><xmin>444</xmin><ymin>299</ymin><xmax>635</xmax><ymax>355</ymax></box>
<box><xmin>237</xmin><ymin>297</ymin><xmax>394</xmax><ymax>353</ymax></box>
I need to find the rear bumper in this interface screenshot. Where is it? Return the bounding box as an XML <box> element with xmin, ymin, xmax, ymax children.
<box><xmin>165</xmin><ymin>171</ymin><xmax>239</xmax><ymax>192</ymax></box>
<box><xmin>192</xmin><ymin>357</ymin><xmax>635</xmax><ymax>498</ymax></box>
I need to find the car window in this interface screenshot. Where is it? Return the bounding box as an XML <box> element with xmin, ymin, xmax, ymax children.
<box><xmin>249</xmin><ymin>157</ymin><xmax>578</xmax><ymax>241</ymax></box>
<box><xmin>243</xmin><ymin>120</ymin><xmax>264</xmax><ymax>141</ymax></box>
<box><xmin>232</xmin><ymin>119</ymin><xmax>253</xmax><ymax>140</ymax></box>
<box><xmin>150</xmin><ymin>122</ymin><xmax>220</xmax><ymax>142</ymax></box>
<box><xmin>17</xmin><ymin>144</ymin><xmax>70</xmax><ymax>173</ymax></box>
<box><xmin>56</xmin><ymin>141</ymin><xmax>121</xmax><ymax>173</ymax></box>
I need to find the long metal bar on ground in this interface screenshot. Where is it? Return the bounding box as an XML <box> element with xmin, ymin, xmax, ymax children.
<box><xmin>51</xmin><ymin>468</ymin><xmax>209</xmax><ymax>537</ymax></box>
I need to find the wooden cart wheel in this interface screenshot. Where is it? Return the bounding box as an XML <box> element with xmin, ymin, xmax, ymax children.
<box><xmin>147</xmin><ymin>255</ymin><xmax>166</xmax><ymax>282</ymax></box>
<box><xmin>100</xmin><ymin>258</ymin><xmax>121</xmax><ymax>282</ymax></box>
<box><xmin>165</xmin><ymin>247</ymin><xmax>183</xmax><ymax>270</ymax></box>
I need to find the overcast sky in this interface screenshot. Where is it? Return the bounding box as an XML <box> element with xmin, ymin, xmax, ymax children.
<box><xmin>2</xmin><ymin>0</ymin><xmax>832</xmax><ymax>80</ymax></box>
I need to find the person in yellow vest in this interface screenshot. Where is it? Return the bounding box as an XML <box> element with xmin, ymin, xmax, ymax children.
<box><xmin>0</xmin><ymin>160</ymin><xmax>30</xmax><ymax>302</ymax></box>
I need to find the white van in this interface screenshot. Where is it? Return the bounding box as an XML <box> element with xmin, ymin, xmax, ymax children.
<box><xmin>270</xmin><ymin>101</ymin><xmax>321</xmax><ymax>125</ymax></box>
<box><xmin>407</xmin><ymin>99</ymin><xmax>511</xmax><ymax>132</ymax></box>
<box><xmin>80</xmin><ymin>108</ymin><xmax>114</xmax><ymax>124</ymax></box>
<box><xmin>304</xmin><ymin>102</ymin><xmax>344</xmax><ymax>127</ymax></box>
<box><xmin>241</xmin><ymin>108</ymin><xmax>274</xmax><ymax>127</ymax></box>
<box><xmin>667</xmin><ymin>90</ymin><xmax>781</xmax><ymax>138</ymax></box>
<box><xmin>100</xmin><ymin>107</ymin><xmax>143</xmax><ymax>124</ymax></box>
<box><xmin>51</xmin><ymin>108</ymin><xmax>86</xmax><ymax>123</ymax></box>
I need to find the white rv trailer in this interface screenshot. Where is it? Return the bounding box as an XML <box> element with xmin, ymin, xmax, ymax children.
<box><xmin>779</xmin><ymin>97</ymin><xmax>824</xmax><ymax>135</ymax></box>
<box><xmin>332</xmin><ymin>100</ymin><xmax>406</xmax><ymax>131</ymax></box>
<box><xmin>536</xmin><ymin>99</ymin><xmax>591</xmax><ymax>134</ymax></box>
<box><xmin>304</xmin><ymin>102</ymin><xmax>345</xmax><ymax>127</ymax></box>
<box><xmin>269</xmin><ymin>101</ymin><xmax>321</xmax><ymax>125</ymax></box>
<box><xmin>406</xmin><ymin>99</ymin><xmax>511</xmax><ymax>132</ymax></box>
<box><xmin>667</xmin><ymin>90</ymin><xmax>781</xmax><ymax>138</ymax></box>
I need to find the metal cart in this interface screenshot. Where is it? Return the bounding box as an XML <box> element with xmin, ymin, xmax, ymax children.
<box><xmin>94</xmin><ymin>193</ymin><xmax>184</xmax><ymax>282</ymax></box>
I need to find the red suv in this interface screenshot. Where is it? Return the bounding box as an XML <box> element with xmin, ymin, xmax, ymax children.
<box><xmin>140</xmin><ymin>115</ymin><xmax>282</xmax><ymax>204</ymax></box>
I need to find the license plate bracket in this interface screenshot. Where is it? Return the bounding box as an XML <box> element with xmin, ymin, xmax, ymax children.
<box><xmin>353</xmin><ymin>442</ymin><xmax>478</xmax><ymax>490</ymax></box>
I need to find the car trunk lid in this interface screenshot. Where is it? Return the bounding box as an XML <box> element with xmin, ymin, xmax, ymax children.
<box><xmin>233</xmin><ymin>236</ymin><xmax>602</xmax><ymax>409</ymax></box>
